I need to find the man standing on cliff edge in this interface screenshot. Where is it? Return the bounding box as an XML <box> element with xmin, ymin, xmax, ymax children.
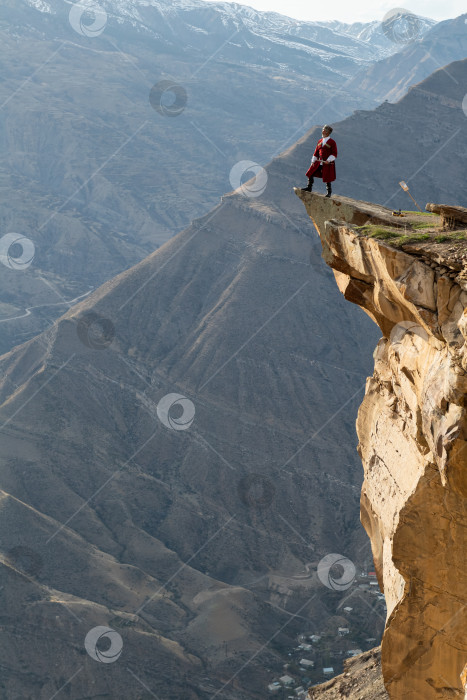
<box><xmin>301</xmin><ymin>125</ymin><xmax>337</xmax><ymax>197</ymax></box>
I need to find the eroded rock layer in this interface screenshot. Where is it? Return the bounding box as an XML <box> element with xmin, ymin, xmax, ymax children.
<box><xmin>297</xmin><ymin>190</ymin><xmax>467</xmax><ymax>699</ymax></box>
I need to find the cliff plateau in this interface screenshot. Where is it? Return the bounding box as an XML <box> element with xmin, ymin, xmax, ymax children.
<box><xmin>296</xmin><ymin>190</ymin><xmax>467</xmax><ymax>699</ymax></box>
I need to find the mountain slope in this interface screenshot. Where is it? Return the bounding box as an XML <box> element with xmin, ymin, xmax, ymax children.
<box><xmin>309</xmin><ymin>647</ymin><xmax>388</xmax><ymax>699</ymax></box>
<box><xmin>345</xmin><ymin>12</ymin><xmax>467</xmax><ymax>105</ymax></box>
<box><xmin>2</xmin><ymin>41</ymin><xmax>467</xmax><ymax>700</ymax></box>
<box><xmin>20</xmin><ymin>0</ymin><xmax>435</xmax><ymax>63</ymax></box>
<box><xmin>0</xmin><ymin>174</ymin><xmax>385</xmax><ymax>696</ymax></box>
<box><xmin>286</xmin><ymin>57</ymin><xmax>467</xmax><ymax>210</ymax></box>
<box><xmin>0</xmin><ymin>0</ymin><xmax>440</xmax><ymax>355</ymax></box>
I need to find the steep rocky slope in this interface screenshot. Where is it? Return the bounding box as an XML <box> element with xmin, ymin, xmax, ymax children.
<box><xmin>0</xmin><ymin>184</ymin><xmax>383</xmax><ymax>697</ymax></box>
<box><xmin>297</xmin><ymin>190</ymin><xmax>467</xmax><ymax>698</ymax></box>
<box><xmin>308</xmin><ymin>647</ymin><xmax>388</xmax><ymax>699</ymax></box>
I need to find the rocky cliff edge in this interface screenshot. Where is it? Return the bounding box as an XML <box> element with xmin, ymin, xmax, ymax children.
<box><xmin>296</xmin><ymin>189</ymin><xmax>467</xmax><ymax>699</ymax></box>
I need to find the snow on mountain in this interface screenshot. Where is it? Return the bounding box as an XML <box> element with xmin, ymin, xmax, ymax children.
<box><xmin>326</xmin><ymin>15</ymin><xmax>436</xmax><ymax>45</ymax></box>
<box><xmin>23</xmin><ymin>0</ymin><xmax>437</xmax><ymax>63</ymax></box>
<box><xmin>25</xmin><ymin>0</ymin><xmax>53</xmax><ymax>12</ymax></box>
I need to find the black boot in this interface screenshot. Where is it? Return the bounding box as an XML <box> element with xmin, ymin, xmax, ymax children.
<box><xmin>301</xmin><ymin>177</ymin><xmax>313</xmax><ymax>192</ymax></box>
<box><xmin>325</xmin><ymin>182</ymin><xmax>332</xmax><ymax>197</ymax></box>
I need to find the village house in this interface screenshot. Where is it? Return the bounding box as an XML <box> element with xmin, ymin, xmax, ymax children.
<box><xmin>280</xmin><ymin>675</ymin><xmax>294</xmax><ymax>686</ymax></box>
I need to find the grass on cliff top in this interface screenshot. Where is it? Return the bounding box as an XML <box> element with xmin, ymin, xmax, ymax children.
<box><xmin>401</xmin><ymin>210</ymin><xmax>437</xmax><ymax>215</ymax></box>
<box><xmin>354</xmin><ymin>223</ymin><xmax>467</xmax><ymax>247</ymax></box>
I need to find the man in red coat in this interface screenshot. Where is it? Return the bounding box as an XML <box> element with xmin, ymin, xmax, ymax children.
<box><xmin>301</xmin><ymin>124</ymin><xmax>337</xmax><ymax>197</ymax></box>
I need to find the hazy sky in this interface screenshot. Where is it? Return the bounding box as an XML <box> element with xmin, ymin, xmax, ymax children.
<box><xmin>202</xmin><ymin>0</ymin><xmax>465</xmax><ymax>23</ymax></box>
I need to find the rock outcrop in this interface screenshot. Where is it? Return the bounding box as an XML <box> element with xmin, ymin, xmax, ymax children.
<box><xmin>425</xmin><ymin>203</ymin><xmax>467</xmax><ymax>230</ymax></box>
<box><xmin>308</xmin><ymin>647</ymin><xmax>388</xmax><ymax>699</ymax></box>
<box><xmin>296</xmin><ymin>190</ymin><xmax>467</xmax><ymax>698</ymax></box>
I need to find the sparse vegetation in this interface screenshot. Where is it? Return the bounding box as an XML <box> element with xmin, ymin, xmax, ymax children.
<box><xmin>436</xmin><ymin>231</ymin><xmax>467</xmax><ymax>241</ymax></box>
<box><xmin>395</xmin><ymin>234</ymin><xmax>431</xmax><ymax>245</ymax></box>
<box><xmin>355</xmin><ymin>226</ymin><xmax>399</xmax><ymax>239</ymax></box>
<box><xmin>354</xmin><ymin>225</ymin><xmax>431</xmax><ymax>247</ymax></box>
<box><xmin>401</xmin><ymin>210</ymin><xmax>437</xmax><ymax>216</ymax></box>
<box><xmin>354</xmin><ymin>220</ymin><xmax>466</xmax><ymax>248</ymax></box>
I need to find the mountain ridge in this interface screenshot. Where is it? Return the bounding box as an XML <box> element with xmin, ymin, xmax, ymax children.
<box><xmin>2</xmin><ymin>3</ymin><xmax>465</xmax><ymax>359</ymax></box>
<box><xmin>0</xmin><ymin>178</ymin><xmax>382</xmax><ymax>698</ymax></box>
<box><xmin>1</xmin><ymin>13</ymin><xmax>467</xmax><ymax>697</ymax></box>
<box><xmin>345</xmin><ymin>12</ymin><xmax>467</xmax><ymax>104</ymax></box>
<box><xmin>23</xmin><ymin>0</ymin><xmax>436</xmax><ymax>59</ymax></box>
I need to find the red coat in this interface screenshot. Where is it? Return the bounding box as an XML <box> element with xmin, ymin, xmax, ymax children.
<box><xmin>306</xmin><ymin>137</ymin><xmax>337</xmax><ymax>182</ymax></box>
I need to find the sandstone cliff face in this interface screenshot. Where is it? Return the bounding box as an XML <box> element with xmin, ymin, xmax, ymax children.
<box><xmin>297</xmin><ymin>191</ymin><xmax>467</xmax><ymax>699</ymax></box>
